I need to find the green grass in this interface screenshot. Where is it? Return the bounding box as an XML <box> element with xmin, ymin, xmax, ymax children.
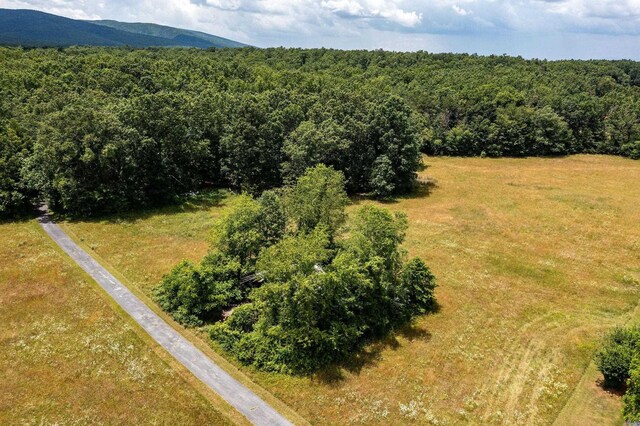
<box><xmin>0</xmin><ymin>220</ymin><xmax>240</xmax><ymax>424</ymax></box>
<box><xmin>62</xmin><ymin>155</ymin><xmax>640</xmax><ymax>424</ymax></box>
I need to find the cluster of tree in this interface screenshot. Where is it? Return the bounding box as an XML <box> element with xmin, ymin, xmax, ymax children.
<box><xmin>154</xmin><ymin>165</ymin><xmax>437</xmax><ymax>373</ymax></box>
<box><xmin>1</xmin><ymin>46</ymin><xmax>640</xmax><ymax>217</ymax></box>
<box><xmin>595</xmin><ymin>325</ymin><xmax>640</xmax><ymax>421</ymax></box>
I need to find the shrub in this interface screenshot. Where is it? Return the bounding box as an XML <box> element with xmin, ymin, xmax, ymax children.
<box><xmin>154</xmin><ymin>254</ymin><xmax>241</xmax><ymax>327</ymax></box>
<box><xmin>595</xmin><ymin>325</ymin><xmax>640</xmax><ymax>388</ymax></box>
<box><xmin>400</xmin><ymin>257</ymin><xmax>437</xmax><ymax>316</ymax></box>
<box><xmin>153</xmin><ymin>261</ymin><xmax>206</xmax><ymax>327</ymax></box>
<box><xmin>213</xmin><ymin>204</ymin><xmax>436</xmax><ymax>374</ymax></box>
<box><xmin>0</xmin><ymin>123</ymin><xmax>31</xmax><ymax>217</ymax></box>
<box><xmin>624</xmin><ymin>358</ymin><xmax>640</xmax><ymax>421</ymax></box>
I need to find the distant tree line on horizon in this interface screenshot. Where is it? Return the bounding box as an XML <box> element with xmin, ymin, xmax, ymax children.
<box><xmin>1</xmin><ymin>46</ymin><xmax>639</xmax><ymax>217</ymax></box>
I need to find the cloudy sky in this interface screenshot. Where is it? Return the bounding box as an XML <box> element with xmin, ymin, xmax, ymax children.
<box><xmin>2</xmin><ymin>0</ymin><xmax>640</xmax><ymax>59</ymax></box>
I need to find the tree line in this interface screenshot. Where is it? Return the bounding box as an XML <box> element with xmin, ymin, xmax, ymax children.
<box><xmin>154</xmin><ymin>165</ymin><xmax>437</xmax><ymax>373</ymax></box>
<box><xmin>1</xmin><ymin>46</ymin><xmax>640</xmax><ymax>217</ymax></box>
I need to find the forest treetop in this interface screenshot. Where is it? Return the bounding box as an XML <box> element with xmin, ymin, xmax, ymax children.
<box><xmin>1</xmin><ymin>46</ymin><xmax>639</xmax><ymax>217</ymax></box>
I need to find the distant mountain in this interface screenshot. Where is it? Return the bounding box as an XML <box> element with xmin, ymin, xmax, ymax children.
<box><xmin>89</xmin><ymin>20</ymin><xmax>246</xmax><ymax>49</ymax></box>
<box><xmin>0</xmin><ymin>9</ymin><xmax>247</xmax><ymax>49</ymax></box>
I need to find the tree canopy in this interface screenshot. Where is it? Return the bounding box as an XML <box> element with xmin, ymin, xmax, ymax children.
<box><xmin>154</xmin><ymin>165</ymin><xmax>437</xmax><ymax>373</ymax></box>
<box><xmin>2</xmin><ymin>46</ymin><xmax>639</xmax><ymax>217</ymax></box>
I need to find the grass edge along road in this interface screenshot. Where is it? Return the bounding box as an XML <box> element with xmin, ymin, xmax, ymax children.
<box><xmin>58</xmin><ymin>216</ymin><xmax>308</xmax><ymax>426</ymax></box>
<box><xmin>39</xmin><ymin>211</ymin><xmax>301</xmax><ymax>426</ymax></box>
<box><xmin>0</xmin><ymin>219</ymin><xmax>237</xmax><ymax>425</ymax></box>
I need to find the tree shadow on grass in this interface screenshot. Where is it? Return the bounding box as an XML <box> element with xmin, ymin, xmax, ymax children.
<box><xmin>0</xmin><ymin>212</ymin><xmax>38</xmax><ymax>225</ymax></box>
<box><xmin>62</xmin><ymin>188</ymin><xmax>229</xmax><ymax>225</ymax></box>
<box><xmin>595</xmin><ymin>377</ymin><xmax>628</xmax><ymax>397</ymax></box>
<box><xmin>312</xmin><ymin>309</ymin><xmax>438</xmax><ymax>387</ymax></box>
<box><xmin>350</xmin><ymin>178</ymin><xmax>439</xmax><ymax>207</ymax></box>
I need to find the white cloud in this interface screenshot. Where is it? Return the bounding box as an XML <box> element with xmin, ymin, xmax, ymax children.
<box><xmin>321</xmin><ymin>0</ymin><xmax>422</xmax><ymax>27</ymax></box>
<box><xmin>1</xmin><ymin>0</ymin><xmax>640</xmax><ymax>58</ymax></box>
<box><xmin>452</xmin><ymin>5</ymin><xmax>469</xmax><ymax>16</ymax></box>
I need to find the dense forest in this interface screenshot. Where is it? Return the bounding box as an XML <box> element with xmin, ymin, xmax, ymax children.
<box><xmin>1</xmin><ymin>46</ymin><xmax>640</xmax><ymax>217</ymax></box>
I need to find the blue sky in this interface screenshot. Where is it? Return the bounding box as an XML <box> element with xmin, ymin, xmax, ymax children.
<box><xmin>2</xmin><ymin>0</ymin><xmax>640</xmax><ymax>59</ymax></box>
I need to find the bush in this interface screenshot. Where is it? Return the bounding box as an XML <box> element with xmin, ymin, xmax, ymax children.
<box><xmin>595</xmin><ymin>325</ymin><xmax>640</xmax><ymax>388</ymax></box>
<box><xmin>212</xmin><ymin>193</ymin><xmax>285</xmax><ymax>269</ymax></box>
<box><xmin>624</xmin><ymin>358</ymin><xmax>640</xmax><ymax>421</ymax></box>
<box><xmin>213</xmin><ymin>204</ymin><xmax>436</xmax><ymax>374</ymax></box>
<box><xmin>153</xmin><ymin>261</ymin><xmax>206</xmax><ymax>326</ymax></box>
<box><xmin>153</xmin><ymin>254</ymin><xmax>241</xmax><ymax>327</ymax></box>
<box><xmin>400</xmin><ymin>257</ymin><xmax>437</xmax><ymax>316</ymax></box>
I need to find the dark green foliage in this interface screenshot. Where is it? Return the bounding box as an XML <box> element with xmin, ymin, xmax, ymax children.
<box><xmin>1</xmin><ymin>46</ymin><xmax>639</xmax><ymax>215</ymax></box>
<box><xmin>212</xmin><ymin>181</ymin><xmax>436</xmax><ymax>373</ymax></box>
<box><xmin>488</xmin><ymin>106</ymin><xmax>574</xmax><ymax>157</ymax></box>
<box><xmin>284</xmin><ymin>164</ymin><xmax>349</xmax><ymax>238</ymax></box>
<box><xmin>256</xmin><ymin>190</ymin><xmax>287</xmax><ymax>247</ymax></box>
<box><xmin>256</xmin><ymin>228</ymin><xmax>331</xmax><ymax>283</ymax></box>
<box><xmin>365</xmin><ymin>96</ymin><xmax>421</xmax><ymax>194</ymax></box>
<box><xmin>400</xmin><ymin>258</ymin><xmax>437</xmax><ymax>316</ymax></box>
<box><xmin>221</xmin><ymin>92</ymin><xmax>302</xmax><ymax>193</ymax></box>
<box><xmin>282</xmin><ymin>119</ymin><xmax>349</xmax><ymax>184</ymax></box>
<box><xmin>595</xmin><ymin>326</ymin><xmax>640</xmax><ymax>420</ymax></box>
<box><xmin>212</xmin><ymin>193</ymin><xmax>286</xmax><ymax>269</ymax></box>
<box><xmin>369</xmin><ymin>156</ymin><xmax>397</xmax><ymax>199</ymax></box>
<box><xmin>0</xmin><ymin>119</ymin><xmax>31</xmax><ymax>217</ymax></box>
<box><xmin>153</xmin><ymin>254</ymin><xmax>241</xmax><ymax>327</ymax></box>
<box><xmin>595</xmin><ymin>326</ymin><xmax>640</xmax><ymax>388</ymax></box>
<box><xmin>156</xmin><ymin>165</ymin><xmax>436</xmax><ymax>373</ymax></box>
<box><xmin>624</xmin><ymin>358</ymin><xmax>640</xmax><ymax>421</ymax></box>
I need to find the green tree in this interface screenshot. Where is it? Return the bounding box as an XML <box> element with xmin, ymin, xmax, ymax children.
<box><xmin>0</xmin><ymin>120</ymin><xmax>31</xmax><ymax>217</ymax></box>
<box><xmin>400</xmin><ymin>257</ymin><xmax>437</xmax><ymax>316</ymax></box>
<box><xmin>221</xmin><ymin>91</ymin><xmax>303</xmax><ymax>193</ymax></box>
<box><xmin>285</xmin><ymin>164</ymin><xmax>349</xmax><ymax>238</ymax></box>
<box><xmin>256</xmin><ymin>228</ymin><xmax>331</xmax><ymax>282</ymax></box>
<box><xmin>595</xmin><ymin>326</ymin><xmax>640</xmax><ymax>388</ymax></box>
<box><xmin>281</xmin><ymin>119</ymin><xmax>350</xmax><ymax>184</ymax></box>
<box><xmin>366</xmin><ymin>96</ymin><xmax>421</xmax><ymax>195</ymax></box>
<box><xmin>153</xmin><ymin>255</ymin><xmax>240</xmax><ymax>327</ymax></box>
<box><xmin>212</xmin><ymin>194</ymin><xmax>284</xmax><ymax>268</ymax></box>
<box><xmin>624</xmin><ymin>358</ymin><xmax>640</xmax><ymax>421</ymax></box>
<box><xmin>488</xmin><ymin>105</ymin><xmax>573</xmax><ymax>157</ymax></box>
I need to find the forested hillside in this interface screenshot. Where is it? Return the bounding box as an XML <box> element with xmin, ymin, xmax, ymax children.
<box><xmin>1</xmin><ymin>47</ymin><xmax>639</xmax><ymax>217</ymax></box>
<box><xmin>0</xmin><ymin>9</ymin><xmax>246</xmax><ymax>48</ymax></box>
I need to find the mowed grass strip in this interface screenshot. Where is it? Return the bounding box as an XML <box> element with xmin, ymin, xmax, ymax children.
<box><xmin>62</xmin><ymin>155</ymin><xmax>640</xmax><ymax>425</ymax></box>
<box><xmin>0</xmin><ymin>220</ymin><xmax>236</xmax><ymax>425</ymax></box>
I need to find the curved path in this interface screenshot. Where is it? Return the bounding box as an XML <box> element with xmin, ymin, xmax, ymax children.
<box><xmin>39</xmin><ymin>212</ymin><xmax>293</xmax><ymax>426</ymax></box>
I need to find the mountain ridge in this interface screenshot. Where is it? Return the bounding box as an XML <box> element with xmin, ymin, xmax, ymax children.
<box><xmin>0</xmin><ymin>9</ymin><xmax>246</xmax><ymax>49</ymax></box>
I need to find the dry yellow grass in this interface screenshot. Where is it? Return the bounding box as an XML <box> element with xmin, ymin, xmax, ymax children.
<box><xmin>0</xmin><ymin>220</ymin><xmax>234</xmax><ymax>425</ymax></box>
<box><xmin>62</xmin><ymin>155</ymin><xmax>640</xmax><ymax>425</ymax></box>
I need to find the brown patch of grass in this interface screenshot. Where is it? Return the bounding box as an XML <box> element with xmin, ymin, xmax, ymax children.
<box><xmin>0</xmin><ymin>220</ymin><xmax>236</xmax><ymax>425</ymax></box>
<box><xmin>63</xmin><ymin>155</ymin><xmax>640</xmax><ymax>425</ymax></box>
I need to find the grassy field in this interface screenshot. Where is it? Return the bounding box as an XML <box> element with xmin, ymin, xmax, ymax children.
<box><xmin>61</xmin><ymin>155</ymin><xmax>640</xmax><ymax>425</ymax></box>
<box><xmin>0</xmin><ymin>220</ymin><xmax>240</xmax><ymax>425</ymax></box>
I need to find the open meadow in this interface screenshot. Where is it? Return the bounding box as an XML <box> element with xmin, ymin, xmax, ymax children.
<box><xmin>60</xmin><ymin>155</ymin><xmax>640</xmax><ymax>425</ymax></box>
<box><xmin>0</xmin><ymin>220</ymin><xmax>240</xmax><ymax>425</ymax></box>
